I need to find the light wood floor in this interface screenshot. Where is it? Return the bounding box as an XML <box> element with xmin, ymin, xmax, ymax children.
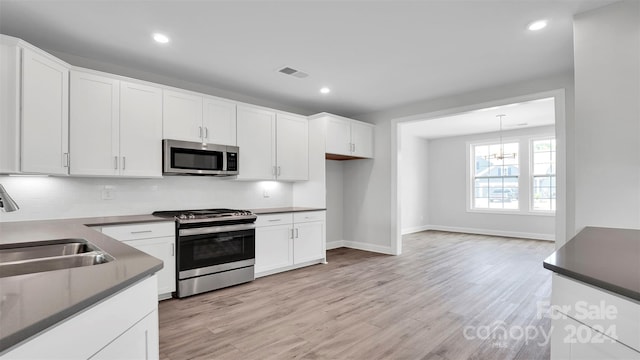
<box><xmin>159</xmin><ymin>231</ymin><xmax>555</xmax><ymax>360</ymax></box>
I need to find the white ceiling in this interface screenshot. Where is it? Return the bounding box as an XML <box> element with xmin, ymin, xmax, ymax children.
<box><xmin>402</xmin><ymin>96</ymin><xmax>556</xmax><ymax>139</ymax></box>
<box><xmin>0</xmin><ymin>0</ymin><xmax>614</xmax><ymax>117</ymax></box>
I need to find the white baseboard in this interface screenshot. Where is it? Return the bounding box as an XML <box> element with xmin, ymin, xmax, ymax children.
<box><xmin>426</xmin><ymin>225</ymin><xmax>555</xmax><ymax>241</ymax></box>
<box><xmin>342</xmin><ymin>240</ymin><xmax>395</xmax><ymax>255</ymax></box>
<box><xmin>401</xmin><ymin>225</ymin><xmax>431</xmax><ymax>235</ymax></box>
<box><xmin>326</xmin><ymin>239</ymin><xmax>395</xmax><ymax>255</ymax></box>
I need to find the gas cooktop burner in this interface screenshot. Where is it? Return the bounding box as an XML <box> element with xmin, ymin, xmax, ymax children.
<box><xmin>152</xmin><ymin>208</ymin><xmax>256</xmax><ymax>224</ymax></box>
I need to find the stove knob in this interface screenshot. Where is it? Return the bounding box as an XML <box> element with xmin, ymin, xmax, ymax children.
<box><xmin>178</xmin><ymin>214</ymin><xmax>187</xmax><ymax>220</ymax></box>
<box><xmin>188</xmin><ymin>214</ymin><xmax>196</xmax><ymax>220</ymax></box>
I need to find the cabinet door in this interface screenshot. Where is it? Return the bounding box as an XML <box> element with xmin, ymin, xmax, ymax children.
<box><xmin>69</xmin><ymin>71</ymin><xmax>120</xmax><ymax>176</ymax></box>
<box><xmin>255</xmin><ymin>225</ymin><xmax>293</xmax><ymax>274</ymax></box>
<box><xmin>203</xmin><ymin>96</ymin><xmax>236</xmax><ymax>146</ymax></box>
<box><xmin>351</xmin><ymin>121</ymin><xmax>374</xmax><ymax>158</ymax></box>
<box><xmin>325</xmin><ymin>116</ymin><xmax>350</xmax><ymax>156</ymax></box>
<box><xmin>120</xmin><ymin>81</ymin><xmax>162</xmax><ymax>177</ymax></box>
<box><xmin>90</xmin><ymin>310</ymin><xmax>159</xmax><ymax>360</ymax></box>
<box><xmin>123</xmin><ymin>236</ymin><xmax>176</xmax><ymax>297</ymax></box>
<box><xmin>21</xmin><ymin>48</ymin><xmax>69</xmax><ymax>174</ymax></box>
<box><xmin>0</xmin><ymin>41</ymin><xmax>20</xmax><ymax>173</ymax></box>
<box><xmin>293</xmin><ymin>221</ymin><xmax>324</xmax><ymax>264</ymax></box>
<box><xmin>552</xmin><ymin>316</ymin><xmax>640</xmax><ymax>360</ymax></box>
<box><xmin>276</xmin><ymin>114</ymin><xmax>308</xmax><ymax>181</ymax></box>
<box><xmin>162</xmin><ymin>90</ymin><xmax>203</xmax><ymax>142</ymax></box>
<box><xmin>236</xmin><ymin>105</ymin><xmax>276</xmax><ymax>180</ymax></box>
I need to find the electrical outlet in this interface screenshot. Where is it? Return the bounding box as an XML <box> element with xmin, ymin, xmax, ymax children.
<box><xmin>263</xmin><ymin>190</ymin><xmax>270</xmax><ymax>198</ymax></box>
<box><xmin>101</xmin><ymin>186</ymin><xmax>115</xmax><ymax>200</ymax></box>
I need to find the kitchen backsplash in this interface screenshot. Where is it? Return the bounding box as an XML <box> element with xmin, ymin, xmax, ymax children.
<box><xmin>0</xmin><ymin>176</ymin><xmax>292</xmax><ymax>222</ymax></box>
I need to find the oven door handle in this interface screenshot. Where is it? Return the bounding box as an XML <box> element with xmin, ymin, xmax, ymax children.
<box><xmin>178</xmin><ymin>223</ymin><xmax>256</xmax><ymax>237</ymax></box>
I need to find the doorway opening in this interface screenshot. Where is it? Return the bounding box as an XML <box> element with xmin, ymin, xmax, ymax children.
<box><xmin>391</xmin><ymin>89</ymin><xmax>566</xmax><ymax>255</ymax></box>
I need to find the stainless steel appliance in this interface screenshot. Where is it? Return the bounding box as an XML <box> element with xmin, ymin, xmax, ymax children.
<box><xmin>152</xmin><ymin>208</ymin><xmax>256</xmax><ymax>298</ymax></box>
<box><xmin>162</xmin><ymin>139</ymin><xmax>239</xmax><ymax>176</ymax></box>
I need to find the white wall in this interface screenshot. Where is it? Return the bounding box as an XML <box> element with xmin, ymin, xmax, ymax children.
<box><xmin>573</xmin><ymin>0</ymin><xmax>640</xmax><ymax>231</ymax></box>
<box><xmin>426</xmin><ymin>126</ymin><xmax>555</xmax><ymax>240</ymax></box>
<box><xmin>351</xmin><ymin>72</ymin><xmax>573</xmax><ymax>253</ymax></box>
<box><xmin>0</xmin><ymin>176</ymin><xmax>292</xmax><ymax>222</ymax></box>
<box><xmin>399</xmin><ymin>131</ymin><xmax>429</xmax><ymax>233</ymax></box>
<box><xmin>325</xmin><ymin>160</ymin><xmax>344</xmax><ymax>247</ymax></box>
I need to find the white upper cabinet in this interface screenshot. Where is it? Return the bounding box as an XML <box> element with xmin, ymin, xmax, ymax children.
<box><xmin>0</xmin><ymin>38</ymin><xmax>21</xmax><ymax>173</ymax></box>
<box><xmin>119</xmin><ymin>81</ymin><xmax>162</xmax><ymax>177</ymax></box>
<box><xmin>163</xmin><ymin>90</ymin><xmax>237</xmax><ymax>146</ymax></box>
<box><xmin>236</xmin><ymin>104</ymin><xmax>308</xmax><ymax>181</ymax></box>
<box><xmin>162</xmin><ymin>90</ymin><xmax>203</xmax><ymax>143</ymax></box>
<box><xmin>236</xmin><ymin>105</ymin><xmax>276</xmax><ymax>180</ymax></box>
<box><xmin>276</xmin><ymin>113</ymin><xmax>308</xmax><ymax>181</ymax></box>
<box><xmin>316</xmin><ymin>113</ymin><xmax>374</xmax><ymax>159</ymax></box>
<box><xmin>350</xmin><ymin>120</ymin><xmax>374</xmax><ymax>158</ymax></box>
<box><xmin>70</xmin><ymin>70</ymin><xmax>162</xmax><ymax>177</ymax></box>
<box><xmin>325</xmin><ymin>116</ymin><xmax>351</xmax><ymax>156</ymax></box>
<box><xmin>21</xmin><ymin>47</ymin><xmax>69</xmax><ymax>174</ymax></box>
<box><xmin>70</xmin><ymin>71</ymin><xmax>120</xmax><ymax>176</ymax></box>
<box><xmin>203</xmin><ymin>96</ymin><xmax>236</xmax><ymax>146</ymax></box>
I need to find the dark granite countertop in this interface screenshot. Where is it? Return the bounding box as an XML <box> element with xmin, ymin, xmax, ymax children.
<box><xmin>543</xmin><ymin>226</ymin><xmax>640</xmax><ymax>302</ymax></box>
<box><xmin>0</xmin><ymin>215</ymin><xmax>168</xmax><ymax>354</ymax></box>
<box><xmin>250</xmin><ymin>207</ymin><xmax>326</xmax><ymax>215</ymax></box>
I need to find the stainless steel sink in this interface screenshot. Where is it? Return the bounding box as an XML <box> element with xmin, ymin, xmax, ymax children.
<box><xmin>0</xmin><ymin>239</ymin><xmax>114</xmax><ymax>278</ymax></box>
<box><xmin>0</xmin><ymin>239</ymin><xmax>99</xmax><ymax>262</ymax></box>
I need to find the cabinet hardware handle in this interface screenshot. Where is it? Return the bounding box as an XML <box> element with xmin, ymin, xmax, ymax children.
<box><xmin>63</xmin><ymin>152</ymin><xmax>69</xmax><ymax>167</ymax></box>
<box><xmin>290</xmin><ymin>229</ymin><xmax>294</xmax><ymax>239</ymax></box>
<box><xmin>268</xmin><ymin>219</ymin><xmax>281</xmax><ymax>222</ymax></box>
<box><xmin>131</xmin><ymin>230</ymin><xmax>153</xmax><ymax>234</ymax></box>
<box><xmin>171</xmin><ymin>243</ymin><xmax>175</xmax><ymax>256</ymax></box>
<box><xmin>199</xmin><ymin>126</ymin><xmax>203</xmax><ymax>139</ymax></box>
<box><xmin>277</xmin><ymin>166</ymin><xmax>281</xmax><ymax>176</ymax></box>
<box><xmin>114</xmin><ymin>156</ymin><xmax>118</xmax><ymax>170</ymax></box>
<box><xmin>295</xmin><ymin>228</ymin><xmax>299</xmax><ymax>238</ymax></box>
<box><xmin>353</xmin><ymin>143</ymin><xmax>356</xmax><ymax>152</ymax></box>
<box><xmin>204</xmin><ymin>127</ymin><xmax>208</xmax><ymax>139</ymax></box>
<box><xmin>122</xmin><ymin>156</ymin><xmax>126</xmax><ymax>170</ymax></box>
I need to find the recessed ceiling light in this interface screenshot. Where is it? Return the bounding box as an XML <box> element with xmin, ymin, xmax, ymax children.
<box><xmin>320</xmin><ymin>87</ymin><xmax>331</xmax><ymax>94</ymax></box>
<box><xmin>528</xmin><ymin>20</ymin><xmax>548</xmax><ymax>31</ymax></box>
<box><xmin>153</xmin><ymin>33</ymin><xmax>170</xmax><ymax>44</ymax></box>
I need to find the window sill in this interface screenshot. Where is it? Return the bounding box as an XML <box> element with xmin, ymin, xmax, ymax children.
<box><xmin>467</xmin><ymin>208</ymin><xmax>556</xmax><ymax>217</ymax></box>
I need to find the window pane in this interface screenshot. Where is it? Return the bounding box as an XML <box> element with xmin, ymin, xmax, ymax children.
<box><xmin>471</xmin><ymin>141</ymin><xmax>519</xmax><ymax>211</ymax></box>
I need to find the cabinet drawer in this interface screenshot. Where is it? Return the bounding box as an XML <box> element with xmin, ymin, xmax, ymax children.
<box><xmin>293</xmin><ymin>211</ymin><xmax>325</xmax><ymax>223</ymax></box>
<box><xmin>102</xmin><ymin>221</ymin><xmax>175</xmax><ymax>241</ymax></box>
<box><xmin>255</xmin><ymin>213</ymin><xmax>293</xmax><ymax>227</ymax></box>
<box><xmin>552</xmin><ymin>274</ymin><xmax>640</xmax><ymax>352</ymax></box>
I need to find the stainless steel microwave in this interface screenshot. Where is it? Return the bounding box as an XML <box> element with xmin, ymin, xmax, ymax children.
<box><xmin>162</xmin><ymin>139</ymin><xmax>239</xmax><ymax>176</ymax></box>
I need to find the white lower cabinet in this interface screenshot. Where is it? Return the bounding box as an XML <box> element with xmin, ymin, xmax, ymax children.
<box><xmin>122</xmin><ymin>237</ymin><xmax>175</xmax><ymax>298</ymax></box>
<box><xmin>1</xmin><ymin>275</ymin><xmax>159</xmax><ymax>359</ymax></box>
<box><xmin>550</xmin><ymin>274</ymin><xmax>640</xmax><ymax>360</ymax></box>
<box><xmin>91</xmin><ymin>309</ymin><xmax>159</xmax><ymax>360</ymax></box>
<box><xmin>101</xmin><ymin>222</ymin><xmax>176</xmax><ymax>300</ymax></box>
<box><xmin>255</xmin><ymin>211</ymin><xmax>326</xmax><ymax>277</ymax></box>
<box><xmin>255</xmin><ymin>224</ymin><xmax>293</xmax><ymax>274</ymax></box>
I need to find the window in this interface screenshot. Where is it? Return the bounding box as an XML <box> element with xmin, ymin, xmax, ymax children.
<box><xmin>531</xmin><ymin>138</ymin><xmax>556</xmax><ymax>211</ymax></box>
<box><xmin>471</xmin><ymin>142</ymin><xmax>519</xmax><ymax>210</ymax></box>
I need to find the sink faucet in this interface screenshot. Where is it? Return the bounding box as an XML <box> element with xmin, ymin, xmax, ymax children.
<box><xmin>0</xmin><ymin>184</ymin><xmax>19</xmax><ymax>212</ymax></box>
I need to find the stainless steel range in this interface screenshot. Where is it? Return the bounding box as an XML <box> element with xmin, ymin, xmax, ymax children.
<box><xmin>152</xmin><ymin>208</ymin><xmax>257</xmax><ymax>298</ymax></box>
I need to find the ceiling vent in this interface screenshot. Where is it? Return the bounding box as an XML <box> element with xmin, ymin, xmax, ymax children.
<box><xmin>278</xmin><ymin>66</ymin><xmax>309</xmax><ymax>79</ymax></box>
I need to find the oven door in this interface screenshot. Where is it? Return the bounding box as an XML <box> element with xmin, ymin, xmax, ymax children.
<box><xmin>177</xmin><ymin>225</ymin><xmax>255</xmax><ymax>280</ymax></box>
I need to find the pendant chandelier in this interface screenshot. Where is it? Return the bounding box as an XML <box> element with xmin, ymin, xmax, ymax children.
<box><xmin>487</xmin><ymin>114</ymin><xmax>516</xmax><ymax>161</ymax></box>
